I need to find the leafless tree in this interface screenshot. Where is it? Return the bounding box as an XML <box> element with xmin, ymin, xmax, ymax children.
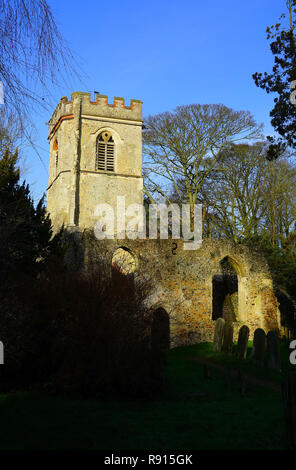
<box><xmin>143</xmin><ymin>104</ymin><xmax>263</xmax><ymax>214</ymax></box>
<box><xmin>0</xmin><ymin>0</ymin><xmax>82</xmax><ymax>154</ymax></box>
<box><xmin>198</xmin><ymin>143</ymin><xmax>296</xmax><ymax>244</ymax></box>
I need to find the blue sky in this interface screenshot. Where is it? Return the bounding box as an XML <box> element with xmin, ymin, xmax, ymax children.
<box><xmin>21</xmin><ymin>0</ymin><xmax>286</xmax><ymax>203</ymax></box>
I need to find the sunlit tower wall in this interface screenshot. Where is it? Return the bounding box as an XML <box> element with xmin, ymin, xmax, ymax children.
<box><xmin>47</xmin><ymin>92</ymin><xmax>143</xmax><ymax>232</ymax></box>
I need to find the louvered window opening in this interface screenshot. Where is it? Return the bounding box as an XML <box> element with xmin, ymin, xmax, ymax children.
<box><xmin>96</xmin><ymin>133</ymin><xmax>115</xmax><ymax>172</ymax></box>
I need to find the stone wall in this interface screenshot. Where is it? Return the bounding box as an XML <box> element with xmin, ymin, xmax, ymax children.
<box><xmin>74</xmin><ymin>232</ymin><xmax>281</xmax><ymax>348</ymax></box>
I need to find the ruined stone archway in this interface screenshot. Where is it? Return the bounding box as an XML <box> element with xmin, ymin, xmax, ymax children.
<box><xmin>111</xmin><ymin>246</ymin><xmax>138</xmax><ymax>275</ymax></box>
<box><xmin>211</xmin><ymin>255</ymin><xmax>248</xmax><ymax>324</ymax></box>
<box><xmin>111</xmin><ymin>246</ymin><xmax>137</xmax><ymax>292</ymax></box>
<box><xmin>78</xmin><ymin>235</ymin><xmax>281</xmax><ymax>346</ymax></box>
<box><xmin>212</xmin><ymin>257</ymin><xmax>238</xmax><ymax>322</ymax></box>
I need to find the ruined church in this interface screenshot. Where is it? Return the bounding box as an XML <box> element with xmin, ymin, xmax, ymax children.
<box><xmin>46</xmin><ymin>91</ymin><xmax>281</xmax><ymax>347</ymax></box>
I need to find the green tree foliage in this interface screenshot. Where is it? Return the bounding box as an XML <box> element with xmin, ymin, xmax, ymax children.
<box><xmin>264</xmin><ymin>242</ymin><xmax>296</xmax><ymax>297</ymax></box>
<box><xmin>0</xmin><ymin>146</ymin><xmax>53</xmax><ymax>284</ymax></box>
<box><xmin>244</xmin><ymin>233</ymin><xmax>296</xmax><ymax>334</ymax></box>
<box><xmin>253</xmin><ymin>0</ymin><xmax>296</xmax><ymax>153</ymax></box>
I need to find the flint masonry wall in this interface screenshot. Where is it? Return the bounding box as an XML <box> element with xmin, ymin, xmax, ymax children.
<box><xmin>79</xmin><ymin>233</ymin><xmax>281</xmax><ymax>348</ymax></box>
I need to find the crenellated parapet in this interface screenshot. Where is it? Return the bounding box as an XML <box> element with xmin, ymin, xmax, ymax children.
<box><xmin>92</xmin><ymin>93</ymin><xmax>142</xmax><ymax>111</ymax></box>
<box><xmin>48</xmin><ymin>92</ymin><xmax>143</xmax><ymax>140</ymax></box>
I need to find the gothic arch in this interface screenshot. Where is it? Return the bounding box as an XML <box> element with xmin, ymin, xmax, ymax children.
<box><xmin>91</xmin><ymin>126</ymin><xmax>123</xmax><ymax>145</ymax></box>
<box><xmin>96</xmin><ymin>131</ymin><xmax>115</xmax><ymax>172</ymax></box>
<box><xmin>210</xmin><ymin>253</ymin><xmax>248</xmax><ymax>280</ymax></box>
<box><xmin>210</xmin><ymin>254</ymin><xmax>248</xmax><ymax>323</ymax></box>
<box><xmin>91</xmin><ymin>126</ymin><xmax>123</xmax><ymax>173</ymax></box>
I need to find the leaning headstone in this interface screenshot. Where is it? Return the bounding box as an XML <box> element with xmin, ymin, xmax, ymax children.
<box><xmin>237</xmin><ymin>325</ymin><xmax>250</xmax><ymax>359</ymax></box>
<box><xmin>213</xmin><ymin>317</ymin><xmax>225</xmax><ymax>352</ymax></box>
<box><xmin>252</xmin><ymin>328</ymin><xmax>266</xmax><ymax>366</ymax></box>
<box><xmin>282</xmin><ymin>372</ymin><xmax>296</xmax><ymax>449</ymax></box>
<box><xmin>222</xmin><ymin>321</ymin><xmax>234</xmax><ymax>355</ymax></box>
<box><xmin>267</xmin><ymin>330</ymin><xmax>281</xmax><ymax>371</ymax></box>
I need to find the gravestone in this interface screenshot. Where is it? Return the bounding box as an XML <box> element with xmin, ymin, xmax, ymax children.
<box><xmin>237</xmin><ymin>325</ymin><xmax>250</xmax><ymax>359</ymax></box>
<box><xmin>222</xmin><ymin>321</ymin><xmax>234</xmax><ymax>355</ymax></box>
<box><xmin>213</xmin><ymin>317</ymin><xmax>225</xmax><ymax>352</ymax></box>
<box><xmin>252</xmin><ymin>328</ymin><xmax>266</xmax><ymax>366</ymax></box>
<box><xmin>267</xmin><ymin>330</ymin><xmax>281</xmax><ymax>371</ymax></box>
<box><xmin>222</xmin><ymin>293</ymin><xmax>237</xmax><ymax>322</ymax></box>
<box><xmin>282</xmin><ymin>372</ymin><xmax>296</xmax><ymax>449</ymax></box>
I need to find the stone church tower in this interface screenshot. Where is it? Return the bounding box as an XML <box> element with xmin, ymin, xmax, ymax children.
<box><xmin>47</xmin><ymin>92</ymin><xmax>143</xmax><ymax>231</ymax></box>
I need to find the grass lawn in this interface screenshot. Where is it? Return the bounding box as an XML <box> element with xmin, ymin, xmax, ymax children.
<box><xmin>0</xmin><ymin>341</ymin><xmax>291</xmax><ymax>450</ymax></box>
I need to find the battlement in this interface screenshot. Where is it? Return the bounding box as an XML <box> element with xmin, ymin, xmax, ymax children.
<box><xmin>48</xmin><ymin>92</ymin><xmax>143</xmax><ymax>139</ymax></box>
<box><xmin>72</xmin><ymin>92</ymin><xmax>142</xmax><ymax>109</ymax></box>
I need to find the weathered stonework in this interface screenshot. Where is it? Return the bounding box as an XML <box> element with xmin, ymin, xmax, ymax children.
<box><xmin>47</xmin><ymin>92</ymin><xmax>143</xmax><ymax>232</ymax></box>
<box><xmin>73</xmin><ymin>233</ymin><xmax>281</xmax><ymax>348</ymax></box>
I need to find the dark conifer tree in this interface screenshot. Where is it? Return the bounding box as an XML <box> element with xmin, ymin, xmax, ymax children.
<box><xmin>0</xmin><ymin>146</ymin><xmax>52</xmax><ymax>284</ymax></box>
<box><xmin>253</xmin><ymin>1</ymin><xmax>296</xmax><ymax>156</ymax></box>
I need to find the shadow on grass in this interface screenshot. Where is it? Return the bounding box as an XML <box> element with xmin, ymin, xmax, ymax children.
<box><xmin>0</xmin><ymin>341</ymin><xmax>289</xmax><ymax>450</ymax></box>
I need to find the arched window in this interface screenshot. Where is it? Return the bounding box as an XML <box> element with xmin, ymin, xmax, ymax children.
<box><xmin>111</xmin><ymin>247</ymin><xmax>136</xmax><ymax>295</ymax></box>
<box><xmin>96</xmin><ymin>131</ymin><xmax>114</xmax><ymax>171</ymax></box>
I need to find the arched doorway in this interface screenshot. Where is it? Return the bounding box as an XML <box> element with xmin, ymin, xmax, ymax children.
<box><xmin>275</xmin><ymin>288</ymin><xmax>296</xmax><ymax>339</ymax></box>
<box><xmin>212</xmin><ymin>257</ymin><xmax>240</xmax><ymax>322</ymax></box>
